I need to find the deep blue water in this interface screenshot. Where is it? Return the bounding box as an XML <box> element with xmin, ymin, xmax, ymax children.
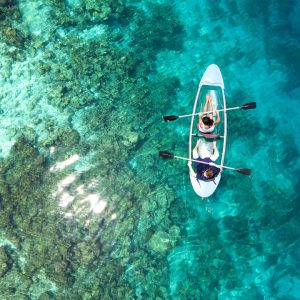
<box><xmin>0</xmin><ymin>0</ymin><xmax>299</xmax><ymax>299</ymax></box>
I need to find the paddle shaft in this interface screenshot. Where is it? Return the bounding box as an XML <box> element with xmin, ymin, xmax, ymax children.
<box><xmin>173</xmin><ymin>154</ymin><xmax>238</xmax><ymax>171</ymax></box>
<box><xmin>192</xmin><ymin>133</ymin><xmax>224</xmax><ymax>138</ymax></box>
<box><xmin>177</xmin><ymin>105</ymin><xmax>242</xmax><ymax>119</ymax></box>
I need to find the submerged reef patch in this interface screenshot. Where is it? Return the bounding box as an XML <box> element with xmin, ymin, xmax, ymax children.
<box><xmin>0</xmin><ymin>0</ymin><xmax>185</xmax><ymax>298</ymax></box>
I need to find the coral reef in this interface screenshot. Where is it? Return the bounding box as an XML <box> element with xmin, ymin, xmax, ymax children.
<box><xmin>0</xmin><ymin>0</ymin><xmax>185</xmax><ymax>298</ymax></box>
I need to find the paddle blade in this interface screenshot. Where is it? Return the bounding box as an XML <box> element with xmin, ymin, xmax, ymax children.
<box><xmin>199</xmin><ymin>133</ymin><xmax>221</xmax><ymax>139</ymax></box>
<box><xmin>237</xmin><ymin>168</ymin><xmax>251</xmax><ymax>175</ymax></box>
<box><xmin>241</xmin><ymin>102</ymin><xmax>256</xmax><ymax>110</ymax></box>
<box><xmin>159</xmin><ymin>151</ymin><xmax>174</xmax><ymax>159</ymax></box>
<box><xmin>163</xmin><ymin>115</ymin><xmax>179</xmax><ymax>122</ymax></box>
<box><xmin>193</xmin><ymin>133</ymin><xmax>222</xmax><ymax>139</ymax></box>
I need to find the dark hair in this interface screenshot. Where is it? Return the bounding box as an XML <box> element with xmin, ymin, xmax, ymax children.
<box><xmin>202</xmin><ymin>116</ymin><xmax>214</xmax><ymax>126</ymax></box>
<box><xmin>205</xmin><ymin>169</ymin><xmax>215</xmax><ymax>179</ymax></box>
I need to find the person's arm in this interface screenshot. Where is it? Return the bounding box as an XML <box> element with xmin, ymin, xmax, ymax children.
<box><xmin>188</xmin><ymin>161</ymin><xmax>197</xmax><ymax>177</ymax></box>
<box><xmin>214</xmin><ymin>110</ymin><xmax>221</xmax><ymax>124</ymax></box>
<box><xmin>209</xmin><ymin>162</ymin><xmax>223</xmax><ymax>173</ymax></box>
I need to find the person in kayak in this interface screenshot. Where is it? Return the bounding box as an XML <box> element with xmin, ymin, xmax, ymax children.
<box><xmin>188</xmin><ymin>139</ymin><xmax>222</xmax><ymax>181</ymax></box>
<box><xmin>197</xmin><ymin>95</ymin><xmax>220</xmax><ymax>134</ymax></box>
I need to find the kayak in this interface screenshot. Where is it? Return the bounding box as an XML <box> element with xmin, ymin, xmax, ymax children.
<box><xmin>188</xmin><ymin>64</ymin><xmax>227</xmax><ymax>198</ymax></box>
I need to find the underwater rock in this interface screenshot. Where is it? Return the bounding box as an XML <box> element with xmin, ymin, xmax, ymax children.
<box><xmin>0</xmin><ymin>26</ymin><xmax>26</xmax><ymax>47</ymax></box>
<box><xmin>61</xmin><ymin>128</ymin><xmax>81</xmax><ymax>147</ymax></box>
<box><xmin>0</xmin><ymin>136</ymin><xmax>49</xmax><ymax>233</ymax></box>
<box><xmin>85</xmin><ymin>0</ymin><xmax>112</xmax><ymax>20</ymax></box>
<box><xmin>73</xmin><ymin>242</ymin><xmax>96</xmax><ymax>266</ymax></box>
<box><xmin>62</xmin><ymin>0</ymin><xmax>126</xmax><ymax>24</ymax></box>
<box><xmin>9</xmin><ymin>135</ymin><xmax>42</xmax><ymax>164</ymax></box>
<box><xmin>147</xmin><ymin>231</ymin><xmax>171</xmax><ymax>253</ymax></box>
<box><xmin>28</xmin><ymin>269</ymin><xmax>57</xmax><ymax>299</ymax></box>
<box><xmin>38</xmin><ymin>292</ymin><xmax>52</xmax><ymax>300</ymax></box>
<box><xmin>147</xmin><ymin>224</ymin><xmax>180</xmax><ymax>253</ymax></box>
<box><xmin>120</xmin><ymin>130</ymin><xmax>139</xmax><ymax>148</ymax></box>
<box><xmin>0</xmin><ymin>247</ymin><xmax>9</xmax><ymax>277</ymax></box>
<box><xmin>41</xmin><ymin>126</ymin><xmax>80</xmax><ymax>148</ymax></box>
<box><xmin>168</xmin><ymin>225</ymin><xmax>181</xmax><ymax>247</ymax></box>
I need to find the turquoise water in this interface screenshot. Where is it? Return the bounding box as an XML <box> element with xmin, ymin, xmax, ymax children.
<box><xmin>0</xmin><ymin>0</ymin><xmax>299</xmax><ymax>299</ymax></box>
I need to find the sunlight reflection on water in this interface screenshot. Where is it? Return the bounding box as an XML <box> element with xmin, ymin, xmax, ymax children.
<box><xmin>50</xmin><ymin>153</ymin><xmax>108</xmax><ymax>216</ymax></box>
<box><xmin>50</xmin><ymin>154</ymin><xmax>80</xmax><ymax>172</ymax></box>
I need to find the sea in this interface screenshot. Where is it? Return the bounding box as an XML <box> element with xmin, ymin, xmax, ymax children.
<box><xmin>0</xmin><ymin>0</ymin><xmax>299</xmax><ymax>299</ymax></box>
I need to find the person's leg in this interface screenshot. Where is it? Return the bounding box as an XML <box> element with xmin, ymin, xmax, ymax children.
<box><xmin>193</xmin><ymin>139</ymin><xmax>201</xmax><ymax>158</ymax></box>
<box><xmin>203</xmin><ymin>95</ymin><xmax>210</xmax><ymax>114</ymax></box>
<box><xmin>208</xmin><ymin>96</ymin><xmax>214</xmax><ymax>119</ymax></box>
<box><xmin>210</xmin><ymin>140</ymin><xmax>219</xmax><ymax>161</ymax></box>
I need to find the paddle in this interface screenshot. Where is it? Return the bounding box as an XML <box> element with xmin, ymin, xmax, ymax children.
<box><xmin>192</xmin><ymin>132</ymin><xmax>222</xmax><ymax>139</ymax></box>
<box><xmin>159</xmin><ymin>151</ymin><xmax>251</xmax><ymax>175</ymax></box>
<box><xmin>163</xmin><ymin>102</ymin><xmax>256</xmax><ymax>122</ymax></box>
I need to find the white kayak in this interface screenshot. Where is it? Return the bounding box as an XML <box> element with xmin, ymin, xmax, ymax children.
<box><xmin>188</xmin><ymin>64</ymin><xmax>227</xmax><ymax>198</ymax></box>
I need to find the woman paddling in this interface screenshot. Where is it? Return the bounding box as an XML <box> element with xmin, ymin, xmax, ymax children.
<box><xmin>197</xmin><ymin>95</ymin><xmax>220</xmax><ymax>134</ymax></box>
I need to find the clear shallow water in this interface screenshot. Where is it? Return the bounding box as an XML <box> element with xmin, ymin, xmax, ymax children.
<box><xmin>0</xmin><ymin>0</ymin><xmax>299</xmax><ymax>299</ymax></box>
